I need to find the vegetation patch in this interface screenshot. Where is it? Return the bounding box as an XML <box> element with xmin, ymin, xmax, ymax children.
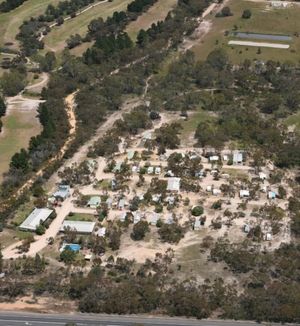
<box><xmin>66</xmin><ymin>213</ymin><xmax>95</xmax><ymax>222</ymax></box>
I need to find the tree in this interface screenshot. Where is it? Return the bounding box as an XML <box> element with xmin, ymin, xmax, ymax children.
<box><xmin>40</xmin><ymin>51</ymin><xmax>56</xmax><ymax>72</ymax></box>
<box><xmin>216</xmin><ymin>6</ymin><xmax>233</xmax><ymax>17</ymax></box>
<box><xmin>131</xmin><ymin>221</ymin><xmax>150</xmax><ymax>241</ymax></box>
<box><xmin>261</xmin><ymin>94</ymin><xmax>282</xmax><ymax>114</ymax></box>
<box><xmin>155</xmin><ymin>123</ymin><xmax>182</xmax><ymax>149</ymax></box>
<box><xmin>67</xmin><ymin>34</ymin><xmax>82</xmax><ymax>49</ymax></box>
<box><xmin>242</xmin><ymin>9</ymin><xmax>252</xmax><ymax>19</ymax></box>
<box><xmin>158</xmin><ymin>223</ymin><xmax>185</xmax><ymax>244</ymax></box>
<box><xmin>60</xmin><ymin>248</ymin><xmax>77</xmax><ymax>264</ymax></box>
<box><xmin>0</xmin><ymin>96</ymin><xmax>6</xmax><ymax>117</ymax></box>
<box><xmin>0</xmin><ymin>71</ymin><xmax>26</xmax><ymax>96</ymax></box>
<box><xmin>10</xmin><ymin>148</ymin><xmax>30</xmax><ymax>172</ymax></box>
<box><xmin>56</xmin><ymin>16</ymin><xmax>64</xmax><ymax>25</ymax></box>
<box><xmin>36</xmin><ymin>224</ymin><xmax>46</xmax><ymax>235</ymax></box>
<box><xmin>207</xmin><ymin>48</ymin><xmax>229</xmax><ymax>71</ymax></box>
<box><xmin>108</xmin><ymin>228</ymin><xmax>121</xmax><ymax>250</ymax></box>
<box><xmin>0</xmin><ymin>249</ymin><xmax>3</xmax><ymax>272</ymax></box>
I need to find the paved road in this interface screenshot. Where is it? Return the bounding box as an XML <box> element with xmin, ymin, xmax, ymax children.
<box><xmin>0</xmin><ymin>312</ymin><xmax>274</xmax><ymax>326</ymax></box>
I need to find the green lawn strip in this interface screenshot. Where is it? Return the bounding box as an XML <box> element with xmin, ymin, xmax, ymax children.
<box><xmin>66</xmin><ymin>213</ymin><xmax>95</xmax><ymax>222</ymax></box>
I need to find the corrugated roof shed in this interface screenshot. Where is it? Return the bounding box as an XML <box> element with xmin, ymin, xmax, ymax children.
<box><xmin>60</xmin><ymin>220</ymin><xmax>96</xmax><ymax>234</ymax></box>
<box><xmin>20</xmin><ymin>208</ymin><xmax>53</xmax><ymax>231</ymax></box>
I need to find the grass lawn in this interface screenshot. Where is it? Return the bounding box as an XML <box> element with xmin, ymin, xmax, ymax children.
<box><xmin>0</xmin><ymin>0</ymin><xmax>60</xmax><ymax>50</ymax></box>
<box><xmin>0</xmin><ymin>110</ymin><xmax>41</xmax><ymax>180</ymax></box>
<box><xmin>70</xmin><ymin>41</ymin><xmax>94</xmax><ymax>56</ymax></box>
<box><xmin>43</xmin><ymin>0</ymin><xmax>132</xmax><ymax>53</ymax></box>
<box><xmin>11</xmin><ymin>201</ymin><xmax>34</xmax><ymax>226</ymax></box>
<box><xmin>66</xmin><ymin>213</ymin><xmax>95</xmax><ymax>222</ymax></box>
<box><xmin>192</xmin><ymin>0</ymin><xmax>300</xmax><ymax>64</ymax></box>
<box><xmin>181</xmin><ymin>107</ymin><xmax>215</xmax><ymax>135</ymax></box>
<box><xmin>126</xmin><ymin>0</ymin><xmax>177</xmax><ymax>41</ymax></box>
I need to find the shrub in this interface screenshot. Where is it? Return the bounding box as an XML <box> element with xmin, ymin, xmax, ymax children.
<box><xmin>191</xmin><ymin>206</ymin><xmax>204</xmax><ymax>216</ymax></box>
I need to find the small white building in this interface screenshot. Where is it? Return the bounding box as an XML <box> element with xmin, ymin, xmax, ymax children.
<box><xmin>244</xmin><ymin>224</ymin><xmax>250</xmax><ymax>233</ymax></box>
<box><xmin>209</xmin><ymin>155</ymin><xmax>219</xmax><ymax>162</ymax></box>
<box><xmin>96</xmin><ymin>227</ymin><xmax>106</xmax><ymax>237</ymax></box>
<box><xmin>265</xmin><ymin>233</ymin><xmax>272</xmax><ymax>241</ymax></box>
<box><xmin>87</xmin><ymin>196</ymin><xmax>101</xmax><ymax>209</ymax></box>
<box><xmin>53</xmin><ymin>185</ymin><xmax>70</xmax><ymax>201</ymax></box>
<box><xmin>240</xmin><ymin>190</ymin><xmax>250</xmax><ymax>198</ymax></box>
<box><xmin>133</xmin><ymin>211</ymin><xmax>142</xmax><ymax>224</ymax></box>
<box><xmin>167</xmin><ymin>177</ymin><xmax>181</xmax><ymax>192</ymax></box>
<box><xmin>259</xmin><ymin>172</ymin><xmax>267</xmax><ymax>180</ymax></box>
<box><xmin>206</xmin><ymin>185</ymin><xmax>212</xmax><ymax>192</ymax></box>
<box><xmin>166</xmin><ymin>214</ymin><xmax>174</xmax><ymax>225</ymax></box>
<box><xmin>270</xmin><ymin>1</ymin><xmax>289</xmax><ymax>8</ymax></box>
<box><xmin>143</xmin><ymin>130</ymin><xmax>153</xmax><ymax>140</ymax></box>
<box><xmin>213</xmin><ymin>188</ymin><xmax>221</xmax><ymax>196</ymax></box>
<box><xmin>147</xmin><ymin>166</ymin><xmax>154</xmax><ymax>174</ymax></box>
<box><xmin>155</xmin><ymin>167</ymin><xmax>161</xmax><ymax>175</ymax></box>
<box><xmin>268</xmin><ymin>191</ymin><xmax>277</xmax><ymax>200</ymax></box>
<box><xmin>194</xmin><ymin>219</ymin><xmax>201</xmax><ymax>230</ymax></box>
<box><xmin>20</xmin><ymin>208</ymin><xmax>54</xmax><ymax>231</ymax></box>
<box><xmin>119</xmin><ymin>212</ymin><xmax>127</xmax><ymax>222</ymax></box>
<box><xmin>233</xmin><ymin>151</ymin><xmax>243</xmax><ymax>165</ymax></box>
<box><xmin>152</xmin><ymin>194</ymin><xmax>161</xmax><ymax>203</ymax></box>
<box><xmin>150</xmin><ymin>213</ymin><xmax>159</xmax><ymax>226</ymax></box>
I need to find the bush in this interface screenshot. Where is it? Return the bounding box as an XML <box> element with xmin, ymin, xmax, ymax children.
<box><xmin>216</xmin><ymin>6</ymin><xmax>233</xmax><ymax>17</ymax></box>
<box><xmin>36</xmin><ymin>224</ymin><xmax>46</xmax><ymax>235</ymax></box>
<box><xmin>242</xmin><ymin>9</ymin><xmax>252</xmax><ymax>19</ymax></box>
<box><xmin>191</xmin><ymin>206</ymin><xmax>204</xmax><ymax>216</ymax></box>
<box><xmin>131</xmin><ymin>220</ymin><xmax>150</xmax><ymax>241</ymax></box>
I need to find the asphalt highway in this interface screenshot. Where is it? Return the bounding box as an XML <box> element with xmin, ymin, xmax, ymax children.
<box><xmin>0</xmin><ymin>312</ymin><xmax>276</xmax><ymax>326</ymax></box>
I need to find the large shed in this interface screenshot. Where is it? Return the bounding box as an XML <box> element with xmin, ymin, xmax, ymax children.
<box><xmin>60</xmin><ymin>220</ymin><xmax>96</xmax><ymax>234</ymax></box>
<box><xmin>20</xmin><ymin>208</ymin><xmax>54</xmax><ymax>231</ymax></box>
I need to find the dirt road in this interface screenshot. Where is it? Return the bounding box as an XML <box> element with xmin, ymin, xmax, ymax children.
<box><xmin>2</xmin><ymin>197</ymin><xmax>74</xmax><ymax>259</ymax></box>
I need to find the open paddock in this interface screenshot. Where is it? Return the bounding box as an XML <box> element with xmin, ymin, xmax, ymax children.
<box><xmin>192</xmin><ymin>0</ymin><xmax>300</xmax><ymax>63</ymax></box>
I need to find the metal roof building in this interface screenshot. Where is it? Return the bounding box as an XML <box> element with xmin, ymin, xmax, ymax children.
<box><xmin>60</xmin><ymin>220</ymin><xmax>96</xmax><ymax>234</ymax></box>
<box><xmin>87</xmin><ymin>196</ymin><xmax>101</xmax><ymax>208</ymax></box>
<box><xmin>53</xmin><ymin>185</ymin><xmax>71</xmax><ymax>200</ymax></box>
<box><xmin>20</xmin><ymin>208</ymin><xmax>53</xmax><ymax>231</ymax></box>
<box><xmin>167</xmin><ymin>177</ymin><xmax>181</xmax><ymax>192</ymax></box>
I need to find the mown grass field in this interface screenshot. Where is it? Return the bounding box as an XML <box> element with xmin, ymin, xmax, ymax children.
<box><xmin>126</xmin><ymin>0</ymin><xmax>177</xmax><ymax>41</ymax></box>
<box><xmin>43</xmin><ymin>0</ymin><xmax>132</xmax><ymax>53</ymax></box>
<box><xmin>0</xmin><ymin>0</ymin><xmax>60</xmax><ymax>50</ymax></box>
<box><xmin>0</xmin><ymin>110</ymin><xmax>41</xmax><ymax>180</ymax></box>
<box><xmin>66</xmin><ymin>213</ymin><xmax>95</xmax><ymax>222</ymax></box>
<box><xmin>192</xmin><ymin>0</ymin><xmax>300</xmax><ymax>64</ymax></box>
